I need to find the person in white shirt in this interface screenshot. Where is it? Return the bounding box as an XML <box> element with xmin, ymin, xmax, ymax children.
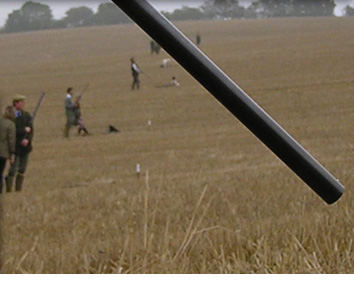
<box><xmin>131</xmin><ymin>58</ymin><xmax>141</xmax><ymax>90</ymax></box>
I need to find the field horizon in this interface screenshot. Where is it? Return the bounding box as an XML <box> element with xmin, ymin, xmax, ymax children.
<box><xmin>1</xmin><ymin>17</ymin><xmax>354</xmax><ymax>273</ymax></box>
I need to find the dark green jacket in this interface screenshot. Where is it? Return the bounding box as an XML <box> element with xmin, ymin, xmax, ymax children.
<box><xmin>0</xmin><ymin>117</ymin><xmax>16</xmax><ymax>159</ymax></box>
<box><xmin>15</xmin><ymin>110</ymin><xmax>33</xmax><ymax>155</ymax></box>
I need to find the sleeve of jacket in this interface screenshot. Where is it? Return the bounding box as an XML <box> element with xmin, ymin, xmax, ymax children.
<box><xmin>27</xmin><ymin>113</ymin><xmax>34</xmax><ymax>142</ymax></box>
<box><xmin>65</xmin><ymin>98</ymin><xmax>75</xmax><ymax>110</ymax></box>
<box><xmin>7</xmin><ymin>121</ymin><xmax>16</xmax><ymax>155</ymax></box>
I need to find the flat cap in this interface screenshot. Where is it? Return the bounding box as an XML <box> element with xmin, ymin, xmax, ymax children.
<box><xmin>13</xmin><ymin>94</ymin><xmax>26</xmax><ymax>102</ymax></box>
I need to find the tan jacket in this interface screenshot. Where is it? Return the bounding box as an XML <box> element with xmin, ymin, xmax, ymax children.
<box><xmin>0</xmin><ymin>117</ymin><xmax>16</xmax><ymax>159</ymax></box>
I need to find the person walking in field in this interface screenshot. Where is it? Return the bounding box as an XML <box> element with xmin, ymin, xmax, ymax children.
<box><xmin>196</xmin><ymin>32</ymin><xmax>201</xmax><ymax>46</ymax></box>
<box><xmin>5</xmin><ymin>95</ymin><xmax>33</xmax><ymax>192</ymax></box>
<box><xmin>0</xmin><ymin>106</ymin><xmax>16</xmax><ymax>194</ymax></box>
<box><xmin>150</xmin><ymin>40</ymin><xmax>161</xmax><ymax>55</ymax></box>
<box><xmin>131</xmin><ymin>58</ymin><xmax>141</xmax><ymax>90</ymax></box>
<box><xmin>64</xmin><ymin>87</ymin><xmax>76</xmax><ymax>138</ymax></box>
<box><xmin>64</xmin><ymin>87</ymin><xmax>90</xmax><ymax>137</ymax></box>
<box><xmin>150</xmin><ymin>40</ymin><xmax>156</xmax><ymax>55</ymax></box>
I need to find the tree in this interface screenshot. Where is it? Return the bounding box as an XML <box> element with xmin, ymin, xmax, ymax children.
<box><xmin>4</xmin><ymin>10</ymin><xmax>24</xmax><ymax>33</ymax></box>
<box><xmin>246</xmin><ymin>0</ymin><xmax>293</xmax><ymax>18</ymax></box>
<box><xmin>4</xmin><ymin>1</ymin><xmax>53</xmax><ymax>33</ymax></box>
<box><xmin>291</xmin><ymin>0</ymin><xmax>335</xmax><ymax>17</ymax></box>
<box><xmin>93</xmin><ymin>3</ymin><xmax>131</xmax><ymax>25</ymax></box>
<box><xmin>21</xmin><ymin>1</ymin><xmax>53</xmax><ymax>28</ymax></box>
<box><xmin>202</xmin><ymin>0</ymin><xmax>246</xmax><ymax>19</ymax></box>
<box><xmin>62</xmin><ymin>6</ymin><xmax>94</xmax><ymax>28</ymax></box>
<box><xmin>247</xmin><ymin>0</ymin><xmax>335</xmax><ymax>18</ymax></box>
<box><xmin>343</xmin><ymin>5</ymin><xmax>354</xmax><ymax>16</ymax></box>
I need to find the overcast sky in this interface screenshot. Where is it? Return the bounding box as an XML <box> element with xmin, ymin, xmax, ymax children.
<box><xmin>1</xmin><ymin>0</ymin><xmax>354</xmax><ymax>28</ymax></box>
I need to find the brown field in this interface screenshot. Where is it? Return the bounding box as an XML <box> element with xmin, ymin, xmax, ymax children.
<box><xmin>0</xmin><ymin>16</ymin><xmax>354</xmax><ymax>273</ymax></box>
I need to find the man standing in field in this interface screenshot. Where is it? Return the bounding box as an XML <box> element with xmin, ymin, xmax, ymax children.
<box><xmin>196</xmin><ymin>32</ymin><xmax>201</xmax><ymax>46</ymax></box>
<box><xmin>5</xmin><ymin>95</ymin><xmax>33</xmax><ymax>192</ymax></box>
<box><xmin>64</xmin><ymin>87</ymin><xmax>76</xmax><ymax>138</ymax></box>
<box><xmin>150</xmin><ymin>40</ymin><xmax>156</xmax><ymax>55</ymax></box>
<box><xmin>131</xmin><ymin>58</ymin><xmax>141</xmax><ymax>90</ymax></box>
<box><xmin>0</xmin><ymin>105</ymin><xmax>16</xmax><ymax>194</ymax></box>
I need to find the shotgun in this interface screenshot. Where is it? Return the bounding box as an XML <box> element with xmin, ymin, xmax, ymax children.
<box><xmin>75</xmin><ymin>83</ymin><xmax>89</xmax><ymax>105</ymax></box>
<box><xmin>29</xmin><ymin>92</ymin><xmax>45</xmax><ymax>126</ymax></box>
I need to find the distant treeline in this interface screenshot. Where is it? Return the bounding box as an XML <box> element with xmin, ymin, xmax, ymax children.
<box><xmin>1</xmin><ymin>2</ymin><xmax>131</xmax><ymax>34</ymax></box>
<box><xmin>162</xmin><ymin>0</ymin><xmax>354</xmax><ymax>21</ymax></box>
<box><xmin>1</xmin><ymin>0</ymin><xmax>354</xmax><ymax>34</ymax></box>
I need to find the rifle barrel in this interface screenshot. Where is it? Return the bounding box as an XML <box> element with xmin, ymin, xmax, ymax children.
<box><xmin>80</xmin><ymin>83</ymin><xmax>90</xmax><ymax>96</ymax></box>
<box><xmin>30</xmin><ymin>92</ymin><xmax>45</xmax><ymax>125</ymax></box>
<box><xmin>112</xmin><ymin>0</ymin><xmax>344</xmax><ymax>204</ymax></box>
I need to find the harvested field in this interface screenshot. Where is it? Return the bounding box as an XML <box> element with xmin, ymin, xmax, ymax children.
<box><xmin>1</xmin><ymin>17</ymin><xmax>354</xmax><ymax>273</ymax></box>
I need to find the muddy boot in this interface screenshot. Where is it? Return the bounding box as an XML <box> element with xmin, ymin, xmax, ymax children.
<box><xmin>5</xmin><ymin>176</ymin><xmax>14</xmax><ymax>193</ymax></box>
<box><xmin>15</xmin><ymin>173</ymin><xmax>25</xmax><ymax>192</ymax></box>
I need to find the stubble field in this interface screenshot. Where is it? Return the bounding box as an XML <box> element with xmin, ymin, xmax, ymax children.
<box><xmin>0</xmin><ymin>16</ymin><xmax>354</xmax><ymax>273</ymax></box>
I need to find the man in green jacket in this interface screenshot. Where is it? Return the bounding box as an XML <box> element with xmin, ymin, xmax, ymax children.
<box><xmin>5</xmin><ymin>95</ymin><xmax>33</xmax><ymax>192</ymax></box>
<box><xmin>0</xmin><ymin>105</ymin><xmax>16</xmax><ymax>193</ymax></box>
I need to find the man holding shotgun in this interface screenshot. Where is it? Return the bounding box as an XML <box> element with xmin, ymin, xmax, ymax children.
<box><xmin>5</xmin><ymin>95</ymin><xmax>34</xmax><ymax>192</ymax></box>
<box><xmin>64</xmin><ymin>86</ymin><xmax>89</xmax><ymax>137</ymax></box>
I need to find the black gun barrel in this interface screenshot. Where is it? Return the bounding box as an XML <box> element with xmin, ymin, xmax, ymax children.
<box><xmin>29</xmin><ymin>92</ymin><xmax>45</xmax><ymax>126</ymax></box>
<box><xmin>112</xmin><ymin>0</ymin><xmax>344</xmax><ymax>204</ymax></box>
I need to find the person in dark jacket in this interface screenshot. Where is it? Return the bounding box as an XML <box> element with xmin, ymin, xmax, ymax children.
<box><xmin>196</xmin><ymin>32</ymin><xmax>201</xmax><ymax>46</ymax></box>
<box><xmin>5</xmin><ymin>95</ymin><xmax>33</xmax><ymax>192</ymax></box>
<box><xmin>0</xmin><ymin>105</ymin><xmax>16</xmax><ymax>193</ymax></box>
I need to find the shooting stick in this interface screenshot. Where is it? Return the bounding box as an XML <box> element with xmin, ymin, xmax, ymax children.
<box><xmin>111</xmin><ymin>0</ymin><xmax>344</xmax><ymax>204</ymax></box>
